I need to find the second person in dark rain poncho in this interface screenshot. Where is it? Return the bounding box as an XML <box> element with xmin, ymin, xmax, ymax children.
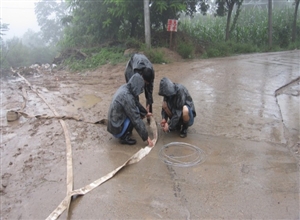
<box><xmin>107</xmin><ymin>74</ymin><xmax>153</xmax><ymax>146</ymax></box>
<box><xmin>158</xmin><ymin>77</ymin><xmax>196</xmax><ymax>138</ymax></box>
<box><xmin>124</xmin><ymin>53</ymin><xmax>155</xmax><ymax>122</ymax></box>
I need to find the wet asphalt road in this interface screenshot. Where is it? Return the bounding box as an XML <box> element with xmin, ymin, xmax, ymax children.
<box><xmin>68</xmin><ymin>51</ymin><xmax>299</xmax><ymax>219</ymax></box>
<box><xmin>1</xmin><ymin>50</ymin><xmax>299</xmax><ymax>219</ymax></box>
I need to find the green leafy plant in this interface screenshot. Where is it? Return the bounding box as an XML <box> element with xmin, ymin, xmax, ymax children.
<box><xmin>64</xmin><ymin>46</ymin><xmax>128</xmax><ymax>72</ymax></box>
<box><xmin>144</xmin><ymin>47</ymin><xmax>168</xmax><ymax>64</ymax></box>
<box><xmin>177</xmin><ymin>42</ymin><xmax>194</xmax><ymax>59</ymax></box>
<box><xmin>179</xmin><ymin>6</ymin><xmax>299</xmax><ymax>58</ymax></box>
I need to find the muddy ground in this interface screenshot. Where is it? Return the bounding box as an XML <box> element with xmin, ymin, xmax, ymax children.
<box><xmin>1</xmin><ymin>49</ymin><xmax>299</xmax><ymax>219</ymax></box>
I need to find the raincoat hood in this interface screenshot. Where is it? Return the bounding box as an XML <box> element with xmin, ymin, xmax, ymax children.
<box><xmin>124</xmin><ymin>53</ymin><xmax>155</xmax><ymax>106</ymax></box>
<box><xmin>127</xmin><ymin>74</ymin><xmax>144</xmax><ymax>97</ymax></box>
<box><xmin>158</xmin><ymin>77</ymin><xmax>176</xmax><ymax>96</ymax></box>
<box><xmin>132</xmin><ymin>54</ymin><xmax>152</xmax><ymax>71</ymax></box>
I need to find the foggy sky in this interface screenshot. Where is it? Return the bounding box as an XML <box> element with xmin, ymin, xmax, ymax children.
<box><xmin>1</xmin><ymin>1</ymin><xmax>40</xmax><ymax>40</ymax></box>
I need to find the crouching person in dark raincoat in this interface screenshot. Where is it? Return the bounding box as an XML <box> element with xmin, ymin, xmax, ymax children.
<box><xmin>124</xmin><ymin>53</ymin><xmax>155</xmax><ymax>121</ymax></box>
<box><xmin>107</xmin><ymin>74</ymin><xmax>154</xmax><ymax>146</ymax></box>
<box><xmin>158</xmin><ymin>77</ymin><xmax>196</xmax><ymax>138</ymax></box>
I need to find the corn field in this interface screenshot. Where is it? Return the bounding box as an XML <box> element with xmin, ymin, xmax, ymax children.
<box><xmin>179</xmin><ymin>6</ymin><xmax>299</xmax><ymax>50</ymax></box>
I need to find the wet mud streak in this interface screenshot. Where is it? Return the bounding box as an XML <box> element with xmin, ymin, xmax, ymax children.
<box><xmin>274</xmin><ymin>76</ymin><xmax>300</xmax><ymax>127</ymax></box>
<box><xmin>275</xmin><ymin>77</ymin><xmax>300</xmax><ymax>96</ymax></box>
<box><xmin>166</xmin><ymin>165</ymin><xmax>191</xmax><ymax>219</ymax></box>
<box><xmin>274</xmin><ymin>77</ymin><xmax>300</xmax><ymax>160</ymax></box>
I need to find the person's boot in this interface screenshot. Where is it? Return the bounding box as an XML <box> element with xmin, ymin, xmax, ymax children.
<box><xmin>119</xmin><ymin>132</ymin><xmax>136</xmax><ymax>145</ymax></box>
<box><xmin>127</xmin><ymin>122</ymin><xmax>134</xmax><ymax>136</ymax></box>
<box><xmin>180</xmin><ymin>124</ymin><xmax>188</xmax><ymax>138</ymax></box>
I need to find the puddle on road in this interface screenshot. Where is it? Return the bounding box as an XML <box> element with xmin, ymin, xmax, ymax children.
<box><xmin>65</xmin><ymin>94</ymin><xmax>102</xmax><ymax>113</ymax></box>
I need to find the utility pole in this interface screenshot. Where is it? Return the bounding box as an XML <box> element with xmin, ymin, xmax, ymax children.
<box><xmin>268</xmin><ymin>0</ymin><xmax>272</xmax><ymax>49</ymax></box>
<box><xmin>144</xmin><ymin>0</ymin><xmax>151</xmax><ymax>49</ymax></box>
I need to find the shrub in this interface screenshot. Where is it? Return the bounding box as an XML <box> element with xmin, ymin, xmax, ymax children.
<box><xmin>230</xmin><ymin>42</ymin><xmax>260</xmax><ymax>54</ymax></box>
<box><xmin>125</xmin><ymin>37</ymin><xmax>143</xmax><ymax>49</ymax></box>
<box><xmin>177</xmin><ymin>42</ymin><xmax>194</xmax><ymax>59</ymax></box>
<box><xmin>206</xmin><ymin>48</ymin><xmax>222</xmax><ymax>57</ymax></box>
<box><xmin>287</xmin><ymin>40</ymin><xmax>300</xmax><ymax>50</ymax></box>
<box><xmin>143</xmin><ymin>47</ymin><xmax>168</xmax><ymax>64</ymax></box>
<box><xmin>65</xmin><ymin>46</ymin><xmax>128</xmax><ymax>71</ymax></box>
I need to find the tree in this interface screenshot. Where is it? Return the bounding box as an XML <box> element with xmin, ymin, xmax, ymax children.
<box><xmin>60</xmin><ymin>0</ymin><xmax>122</xmax><ymax>48</ymax></box>
<box><xmin>215</xmin><ymin>0</ymin><xmax>244</xmax><ymax>41</ymax></box>
<box><xmin>61</xmin><ymin>0</ymin><xmax>208</xmax><ymax>47</ymax></box>
<box><xmin>292</xmin><ymin>0</ymin><xmax>300</xmax><ymax>42</ymax></box>
<box><xmin>22</xmin><ymin>29</ymin><xmax>57</xmax><ymax>64</ymax></box>
<box><xmin>0</xmin><ymin>21</ymin><xmax>10</xmax><ymax>73</ymax></box>
<box><xmin>0</xmin><ymin>19</ymin><xmax>9</xmax><ymax>40</ymax></box>
<box><xmin>35</xmin><ymin>0</ymin><xmax>68</xmax><ymax>44</ymax></box>
<box><xmin>104</xmin><ymin>0</ymin><xmax>143</xmax><ymax>38</ymax></box>
<box><xmin>1</xmin><ymin>31</ymin><xmax>58</xmax><ymax>71</ymax></box>
<box><xmin>150</xmin><ymin>0</ymin><xmax>203</xmax><ymax>32</ymax></box>
<box><xmin>22</xmin><ymin>29</ymin><xmax>45</xmax><ymax>48</ymax></box>
<box><xmin>103</xmin><ymin>0</ymin><xmax>208</xmax><ymax>38</ymax></box>
<box><xmin>4</xmin><ymin>37</ymin><xmax>29</xmax><ymax>67</ymax></box>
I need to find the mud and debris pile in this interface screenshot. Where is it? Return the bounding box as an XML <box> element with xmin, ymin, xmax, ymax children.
<box><xmin>52</xmin><ymin>48</ymin><xmax>88</xmax><ymax>65</ymax></box>
<box><xmin>1</xmin><ymin>48</ymin><xmax>88</xmax><ymax>79</ymax></box>
<box><xmin>9</xmin><ymin>63</ymin><xmax>57</xmax><ymax>77</ymax></box>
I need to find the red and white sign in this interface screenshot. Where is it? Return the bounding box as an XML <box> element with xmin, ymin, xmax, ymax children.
<box><xmin>167</xmin><ymin>19</ymin><xmax>178</xmax><ymax>32</ymax></box>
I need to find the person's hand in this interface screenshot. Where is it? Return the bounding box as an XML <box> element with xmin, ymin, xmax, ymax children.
<box><xmin>146</xmin><ymin>104</ymin><xmax>150</xmax><ymax>112</ymax></box>
<box><xmin>162</xmin><ymin>122</ymin><xmax>169</xmax><ymax>132</ymax></box>
<box><xmin>160</xmin><ymin>119</ymin><xmax>167</xmax><ymax>127</ymax></box>
<box><xmin>147</xmin><ymin>137</ymin><xmax>154</xmax><ymax>147</ymax></box>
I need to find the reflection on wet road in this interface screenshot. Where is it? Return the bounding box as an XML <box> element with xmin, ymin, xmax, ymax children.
<box><xmin>166</xmin><ymin>51</ymin><xmax>299</xmax><ymax>147</ymax></box>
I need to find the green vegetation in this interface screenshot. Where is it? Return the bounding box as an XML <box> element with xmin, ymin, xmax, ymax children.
<box><xmin>177</xmin><ymin>41</ymin><xmax>194</xmax><ymax>59</ymax></box>
<box><xmin>179</xmin><ymin>7</ymin><xmax>300</xmax><ymax>59</ymax></box>
<box><xmin>1</xmin><ymin>1</ymin><xmax>299</xmax><ymax>74</ymax></box>
<box><xmin>1</xmin><ymin>35</ymin><xmax>58</xmax><ymax>69</ymax></box>
<box><xmin>62</xmin><ymin>6</ymin><xmax>299</xmax><ymax>71</ymax></box>
<box><xmin>62</xmin><ymin>45</ymin><xmax>169</xmax><ymax>72</ymax></box>
<box><xmin>64</xmin><ymin>47</ymin><xmax>128</xmax><ymax>71</ymax></box>
<box><xmin>143</xmin><ymin>48</ymin><xmax>169</xmax><ymax>64</ymax></box>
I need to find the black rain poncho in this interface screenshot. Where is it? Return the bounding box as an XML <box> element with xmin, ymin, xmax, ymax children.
<box><xmin>124</xmin><ymin>54</ymin><xmax>155</xmax><ymax>107</ymax></box>
<box><xmin>158</xmin><ymin>77</ymin><xmax>196</xmax><ymax>130</ymax></box>
<box><xmin>107</xmin><ymin>74</ymin><xmax>148</xmax><ymax>141</ymax></box>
